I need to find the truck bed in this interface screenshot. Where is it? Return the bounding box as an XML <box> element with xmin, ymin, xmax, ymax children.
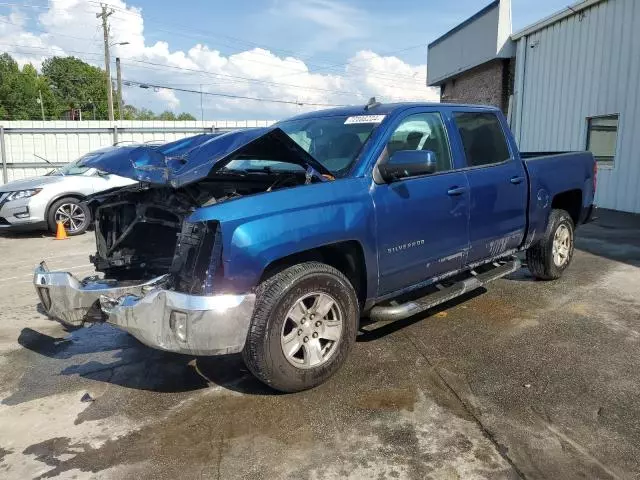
<box><xmin>521</xmin><ymin>150</ymin><xmax>596</xmax><ymax>249</ymax></box>
<box><xmin>519</xmin><ymin>151</ymin><xmax>573</xmax><ymax>159</ymax></box>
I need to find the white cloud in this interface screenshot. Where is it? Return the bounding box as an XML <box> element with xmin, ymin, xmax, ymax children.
<box><xmin>155</xmin><ymin>87</ymin><xmax>179</xmax><ymax>111</ymax></box>
<box><xmin>0</xmin><ymin>0</ymin><xmax>439</xmax><ymax>119</ymax></box>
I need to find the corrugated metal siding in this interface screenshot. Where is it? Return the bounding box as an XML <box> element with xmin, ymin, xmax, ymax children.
<box><xmin>512</xmin><ymin>0</ymin><xmax>640</xmax><ymax>213</ymax></box>
<box><xmin>0</xmin><ymin>120</ymin><xmax>274</xmax><ymax>183</ymax></box>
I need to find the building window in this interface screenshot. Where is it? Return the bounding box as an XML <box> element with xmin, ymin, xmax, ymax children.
<box><xmin>586</xmin><ymin>115</ymin><xmax>619</xmax><ymax>167</ymax></box>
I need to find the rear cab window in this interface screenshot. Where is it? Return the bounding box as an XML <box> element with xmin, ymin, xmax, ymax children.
<box><xmin>453</xmin><ymin>112</ymin><xmax>511</xmax><ymax>167</ymax></box>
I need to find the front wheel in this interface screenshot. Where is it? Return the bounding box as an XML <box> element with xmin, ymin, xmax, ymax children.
<box><xmin>242</xmin><ymin>262</ymin><xmax>359</xmax><ymax>392</ymax></box>
<box><xmin>47</xmin><ymin>197</ymin><xmax>90</xmax><ymax>236</ymax></box>
<box><xmin>526</xmin><ymin>209</ymin><xmax>575</xmax><ymax>280</ymax></box>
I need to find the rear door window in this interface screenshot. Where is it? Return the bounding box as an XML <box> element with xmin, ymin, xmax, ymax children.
<box><xmin>453</xmin><ymin>112</ymin><xmax>511</xmax><ymax>167</ymax></box>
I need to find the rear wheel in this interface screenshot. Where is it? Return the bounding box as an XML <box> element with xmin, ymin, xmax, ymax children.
<box><xmin>47</xmin><ymin>197</ymin><xmax>90</xmax><ymax>236</ymax></box>
<box><xmin>242</xmin><ymin>262</ymin><xmax>359</xmax><ymax>392</ymax></box>
<box><xmin>526</xmin><ymin>209</ymin><xmax>575</xmax><ymax>280</ymax></box>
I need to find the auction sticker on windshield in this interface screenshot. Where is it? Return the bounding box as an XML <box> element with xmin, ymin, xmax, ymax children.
<box><xmin>344</xmin><ymin>115</ymin><xmax>386</xmax><ymax>124</ymax></box>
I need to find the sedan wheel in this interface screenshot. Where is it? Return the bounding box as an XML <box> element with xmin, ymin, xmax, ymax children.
<box><xmin>48</xmin><ymin>197</ymin><xmax>91</xmax><ymax>236</ymax></box>
<box><xmin>55</xmin><ymin>202</ymin><xmax>87</xmax><ymax>234</ymax></box>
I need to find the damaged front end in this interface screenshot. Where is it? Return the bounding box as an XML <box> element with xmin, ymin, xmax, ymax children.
<box><xmin>33</xmin><ymin>127</ymin><xmax>326</xmax><ymax>355</ymax></box>
<box><xmin>89</xmin><ymin>184</ymin><xmax>222</xmax><ymax>294</ymax></box>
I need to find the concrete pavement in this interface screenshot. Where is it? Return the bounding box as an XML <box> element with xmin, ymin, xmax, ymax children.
<box><xmin>0</xmin><ymin>210</ymin><xmax>638</xmax><ymax>479</ymax></box>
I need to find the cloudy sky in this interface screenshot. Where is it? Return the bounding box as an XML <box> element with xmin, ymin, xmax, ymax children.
<box><xmin>1</xmin><ymin>0</ymin><xmax>572</xmax><ymax>120</ymax></box>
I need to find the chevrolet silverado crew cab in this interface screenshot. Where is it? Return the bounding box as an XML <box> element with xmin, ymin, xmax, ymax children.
<box><xmin>33</xmin><ymin>102</ymin><xmax>596</xmax><ymax>392</ymax></box>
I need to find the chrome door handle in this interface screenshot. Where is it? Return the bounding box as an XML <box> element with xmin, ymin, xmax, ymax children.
<box><xmin>510</xmin><ymin>176</ymin><xmax>525</xmax><ymax>184</ymax></box>
<box><xmin>447</xmin><ymin>186</ymin><xmax>467</xmax><ymax>196</ymax></box>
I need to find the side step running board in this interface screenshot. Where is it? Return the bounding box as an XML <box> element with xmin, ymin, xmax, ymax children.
<box><xmin>369</xmin><ymin>257</ymin><xmax>521</xmax><ymax>323</ymax></box>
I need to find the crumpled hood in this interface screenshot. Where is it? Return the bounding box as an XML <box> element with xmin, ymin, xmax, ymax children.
<box><xmin>80</xmin><ymin>127</ymin><xmax>332</xmax><ymax>188</ymax></box>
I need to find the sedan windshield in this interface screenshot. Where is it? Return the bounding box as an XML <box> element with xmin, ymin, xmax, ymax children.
<box><xmin>50</xmin><ymin>152</ymin><xmax>101</xmax><ymax>176</ymax></box>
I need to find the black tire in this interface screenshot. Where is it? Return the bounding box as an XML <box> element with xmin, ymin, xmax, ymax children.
<box><xmin>526</xmin><ymin>209</ymin><xmax>575</xmax><ymax>280</ymax></box>
<box><xmin>242</xmin><ymin>261</ymin><xmax>359</xmax><ymax>393</ymax></box>
<box><xmin>47</xmin><ymin>197</ymin><xmax>91</xmax><ymax>236</ymax></box>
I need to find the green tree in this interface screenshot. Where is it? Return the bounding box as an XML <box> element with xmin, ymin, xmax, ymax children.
<box><xmin>0</xmin><ymin>54</ymin><xmax>58</xmax><ymax>120</ymax></box>
<box><xmin>41</xmin><ymin>56</ymin><xmax>111</xmax><ymax>120</ymax></box>
<box><xmin>136</xmin><ymin>108</ymin><xmax>156</xmax><ymax>120</ymax></box>
<box><xmin>122</xmin><ymin>104</ymin><xmax>139</xmax><ymax>120</ymax></box>
<box><xmin>177</xmin><ymin>112</ymin><xmax>196</xmax><ymax>121</ymax></box>
<box><xmin>0</xmin><ymin>54</ymin><xmax>199</xmax><ymax>121</ymax></box>
<box><xmin>156</xmin><ymin>110</ymin><xmax>177</xmax><ymax>120</ymax></box>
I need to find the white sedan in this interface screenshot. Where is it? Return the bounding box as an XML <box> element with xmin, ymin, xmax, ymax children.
<box><xmin>0</xmin><ymin>148</ymin><xmax>136</xmax><ymax>235</ymax></box>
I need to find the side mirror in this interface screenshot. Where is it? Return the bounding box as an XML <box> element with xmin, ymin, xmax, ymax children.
<box><xmin>96</xmin><ymin>170</ymin><xmax>110</xmax><ymax>178</ymax></box>
<box><xmin>377</xmin><ymin>150</ymin><xmax>437</xmax><ymax>182</ymax></box>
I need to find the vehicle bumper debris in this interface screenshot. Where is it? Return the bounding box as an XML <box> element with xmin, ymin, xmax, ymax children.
<box><xmin>33</xmin><ymin>262</ymin><xmax>255</xmax><ymax>355</ymax></box>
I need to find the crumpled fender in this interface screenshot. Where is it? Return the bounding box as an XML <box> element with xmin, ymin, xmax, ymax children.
<box><xmin>187</xmin><ymin>177</ymin><xmax>378</xmax><ymax>298</ymax></box>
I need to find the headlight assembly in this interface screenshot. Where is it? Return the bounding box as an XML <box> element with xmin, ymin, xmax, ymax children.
<box><xmin>6</xmin><ymin>189</ymin><xmax>42</xmax><ymax>201</ymax></box>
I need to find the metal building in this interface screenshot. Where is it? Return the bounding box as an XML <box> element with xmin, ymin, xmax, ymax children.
<box><xmin>428</xmin><ymin>0</ymin><xmax>640</xmax><ymax>213</ymax></box>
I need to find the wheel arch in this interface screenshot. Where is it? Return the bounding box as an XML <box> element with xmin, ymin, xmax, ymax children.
<box><xmin>45</xmin><ymin>192</ymin><xmax>90</xmax><ymax>231</ymax></box>
<box><xmin>551</xmin><ymin>189</ymin><xmax>582</xmax><ymax>227</ymax></box>
<box><xmin>259</xmin><ymin>240</ymin><xmax>368</xmax><ymax>307</ymax></box>
<box><xmin>45</xmin><ymin>192</ymin><xmax>88</xmax><ymax>219</ymax></box>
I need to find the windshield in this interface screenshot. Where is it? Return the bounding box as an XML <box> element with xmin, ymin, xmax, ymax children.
<box><xmin>278</xmin><ymin>115</ymin><xmax>380</xmax><ymax>175</ymax></box>
<box><xmin>51</xmin><ymin>152</ymin><xmax>101</xmax><ymax>176</ymax></box>
<box><xmin>220</xmin><ymin>115</ymin><xmax>381</xmax><ymax>177</ymax></box>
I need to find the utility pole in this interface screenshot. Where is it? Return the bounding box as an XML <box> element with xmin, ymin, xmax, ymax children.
<box><xmin>200</xmin><ymin>84</ymin><xmax>204</xmax><ymax>122</ymax></box>
<box><xmin>97</xmin><ymin>4</ymin><xmax>115</xmax><ymax>122</ymax></box>
<box><xmin>116</xmin><ymin>57</ymin><xmax>123</xmax><ymax>120</ymax></box>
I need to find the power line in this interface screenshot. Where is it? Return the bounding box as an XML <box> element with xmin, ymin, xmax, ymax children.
<box><xmin>273</xmin><ymin>43</ymin><xmax>428</xmax><ymax>80</ymax></box>
<box><xmin>122</xmin><ymin>79</ymin><xmax>346</xmax><ymax>107</ymax></box>
<box><xmin>118</xmin><ymin>60</ymin><xmax>423</xmax><ymax>103</ymax></box>
<box><xmin>83</xmin><ymin>0</ymin><xmax>425</xmax><ymax>83</ymax></box>
<box><xmin>121</xmin><ymin>58</ymin><xmax>371</xmax><ymax>97</ymax></box>
<box><xmin>0</xmin><ymin>2</ymin><xmax>48</xmax><ymax>9</ymax></box>
<box><xmin>0</xmin><ymin>43</ymin><xmax>104</xmax><ymax>59</ymax></box>
<box><xmin>0</xmin><ymin>17</ymin><xmax>102</xmax><ymax>44</ymax></box>
<box><xmin>117</xmin><ymin>57</ymin><xmax>429</xmax><ymax>96</ymax></box>
<box><xmin>0</xmin><ymin>45</ymin><xmax>428</xmax><ymax>104</ymax></box>
<box><xmin>3</xmin><ymin>7</ymin><xmax>426</xmax><ymax>85</ymax></box>
<box><xmin>0</xmin><ymin>42</ymin><xmax>424</xmax><ymax>98</ymax></box>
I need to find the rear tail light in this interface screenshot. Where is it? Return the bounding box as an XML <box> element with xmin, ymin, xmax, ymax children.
<box><xmin>593</xmin><ymin>162</ymin><xmax>598</xmax><ymax>193</ymax></box>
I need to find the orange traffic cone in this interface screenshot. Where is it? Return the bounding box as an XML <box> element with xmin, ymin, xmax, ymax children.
<box><xmin>54</xmin><ymin>221</ymin><xmax>68</xmax><ymax>240</ymax></box>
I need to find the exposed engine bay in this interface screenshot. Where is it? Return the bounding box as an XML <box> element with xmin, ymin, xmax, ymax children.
<box><xmin>87</xmin><ymin>172</ymin><xmax>313</xmax><ymax>295</ymax></box>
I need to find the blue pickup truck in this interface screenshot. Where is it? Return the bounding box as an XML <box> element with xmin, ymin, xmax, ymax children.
<box><xmin>33</xmin><ymin>102</ymin><xmax>596</xmax><ymax>392</ymax></box>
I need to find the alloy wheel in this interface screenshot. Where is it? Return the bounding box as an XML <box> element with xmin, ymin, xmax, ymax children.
<box><xmin>552</xmin><ymin>224</ymin><xmax>571</xmax><ymax>267</ymax></box>
<box><xmin>54</xmin><ymin>203</ymin><xmax>86</xmax><ymax>233</ymax></box>
<box><xmin>280</xmin><ymin>292</ymin><xmax>343</xmax><ymax>369</ymax></box>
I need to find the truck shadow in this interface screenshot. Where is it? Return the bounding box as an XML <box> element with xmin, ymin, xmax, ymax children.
<box><xmin>16</xmin><ymin>267</ymin><xmax>543</xmax><ymax>399</ymax></box>
<box><xmin>16</xmin><ymin>326</ymin><xmax>274</xmax><ymax>397</ymax></box>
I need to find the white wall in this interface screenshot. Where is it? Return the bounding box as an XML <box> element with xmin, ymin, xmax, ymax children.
<box><xmin>0</xmin><ymin>120</ymin><xmax>275</xmax><ymax>183</ymax></box>
<box><xmin>427</xmin><ymin>0</ymin><xmax>514</xmax><ymax>86</ymax></box>
<box><xmin>512</xmin><ymin>0</ymin><xmax>640</xmax><ymax>213</ymax></box>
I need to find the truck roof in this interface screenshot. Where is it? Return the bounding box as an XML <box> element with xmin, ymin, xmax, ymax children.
<box><xmin>284</xmin><ymin>102</ymin><xmax>500</xmax><ymax>121</ymax></box>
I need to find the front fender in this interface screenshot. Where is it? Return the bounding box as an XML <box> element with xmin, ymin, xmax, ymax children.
<box><xmin>187</xmin><ymin>178</ymin><xmax>378</xmax><ymax>296</ymax></box>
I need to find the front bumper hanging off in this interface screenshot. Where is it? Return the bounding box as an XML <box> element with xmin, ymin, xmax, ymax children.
<box><xmin>33</xmin><ymin>262</ymin><xmax>256</xmax><ymax>356</ymax></box>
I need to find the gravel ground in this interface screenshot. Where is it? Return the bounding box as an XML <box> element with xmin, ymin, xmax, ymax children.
<box><xmin>0</xmin><ymin>209</ymin><xmax>638</xmax><ymax>479</ymax></box>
